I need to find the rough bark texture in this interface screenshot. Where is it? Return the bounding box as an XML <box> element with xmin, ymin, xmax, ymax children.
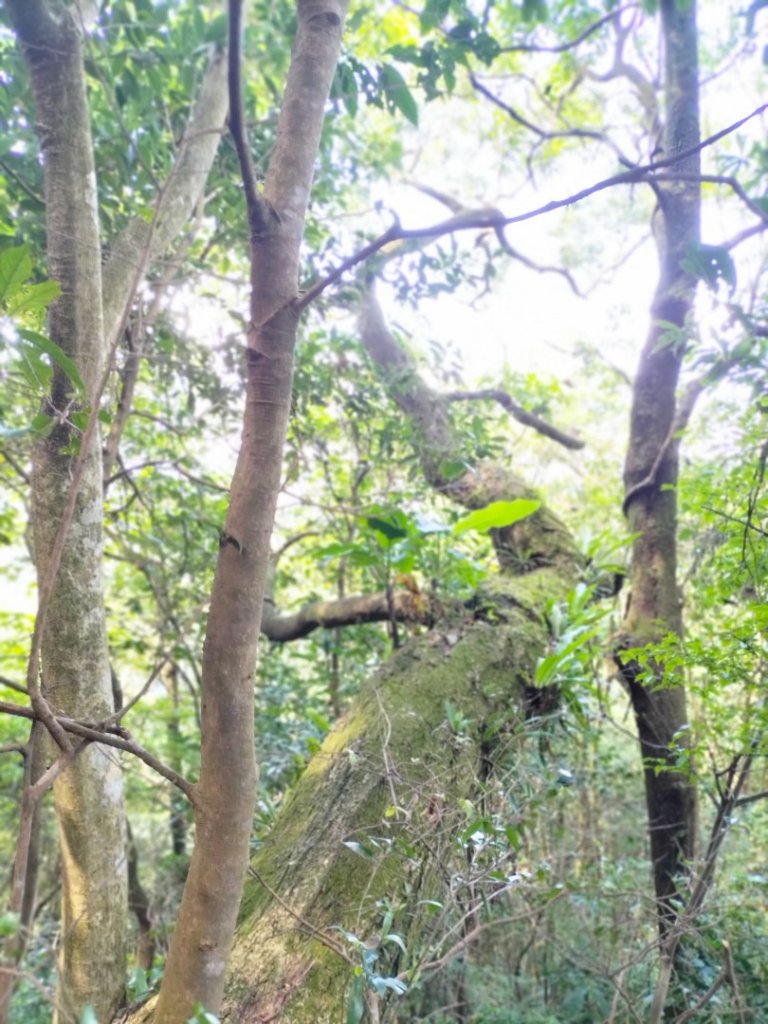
<box><xmin>619</xmin><ymin>0</ymin><xmax>700</xmax><ymax>931</ymax></box>
<box><xmin>224</xmin><ymin>563</ymin><xmax>579</xmax><ymax>1023</ymax></box>
<box><xmin>8</xmin><ymin>5</ymin><xmax>129</xmax><ymax>1019</ymax></box>
<box><xmin>203</xmin><ymin>284</ymin><xmax>581</xmax><ymax>1021</ymax></box>
<box><xmin>7</xmin><ymin>5</ymin><xmax>230</xmax><ymax>1020</ymax></box>
<box><xmin>151</xmin><ymin>2</ymin><xmax>350</xmax><ymax>1019</ymax></box>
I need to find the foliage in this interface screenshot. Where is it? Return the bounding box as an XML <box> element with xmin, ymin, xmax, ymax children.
<box><xmin>0</xmin><ymin>0</ymin><xmax>767</xmax><ymax>1020</ymax></box>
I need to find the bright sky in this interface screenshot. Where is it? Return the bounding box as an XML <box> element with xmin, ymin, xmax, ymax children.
<box><xmin>3</xmin><ymin>2</ymin><xmax>766</xmax><ymax>621</ymax></box>
<box><xmin>369</xmin><ymin>2</ymin><xmax>767</xmax><ymax>384</ymax></box>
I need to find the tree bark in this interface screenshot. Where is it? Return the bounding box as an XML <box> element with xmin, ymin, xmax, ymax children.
<box><xmin>261</xmin><ymin>587</ymin><xmax>438</xmax><ymax>642</ymax></box>
<box><xmin>151</xmin><ymin>2</ymin><xmax>349</xmax><ymax>1018</ymax></box>
<box><xmin>208</xmin><ymin>287</ymin><xmax>583</xmax><ymax>1022</ymax></box>
<box><xmin>619</xmin><ymin>0</ymin><xmax>700</xmax><ymax>934</ymax></box>
<box><xmin>7</xmin><ymin>5</ymin><xmax>230</xmax><ymax>1019</ymax></box>
<box><xmin>8</xmin><ymin>5</ymin><xmax>129</xmax><ymax>1018</ymax></box>
<box><xmin>223</xmin><ymin>558</ymin><xmax>580</xmax><ymax>1023</ymax></box>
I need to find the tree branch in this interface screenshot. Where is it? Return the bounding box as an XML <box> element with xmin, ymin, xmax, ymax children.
<box><xmin>101</xmin><ymin>48</ymin><xmax>230</xmax><ymax>346</ymax></box>
<box><xmin>470</xmin><ymin>73</ymin><xmax>625</xmax><ymax>166</ymax></box>
<box><xmin>359</xmin><ymin>287</ymin><xmax>579</xmax><ymax>571</ymax></box>
<box><xmin>622</xmin><ymin>353</ymin><xmax>740</xmax><ymax>516</ymax></box>
<box><xmin>499</xmin><ymin>4</ymin><xmax>635</xmax><ymax>54</ymax></box>
<box><xmin>261</xmin><ymin>588</ymin><xmax>439</xmax><ymax>642</ymax></box>
<box><xmin>294</xmin><ymin>104</ymin><xmax>767</xmax><ymax>312</ymax></box>
<box><xmin>227</xmin><ymin>0</ymin><xmax>275</xmax><ymax>239</ymax></box>
<box><xmin>0</xmin><ymin>699</ymin><xmax>196</xmax><ymax>802</ymax></box>
<box><xmin>444</xmin><ymin>389</ymin><xmax>584</xmax><ymax>450</ymax></box>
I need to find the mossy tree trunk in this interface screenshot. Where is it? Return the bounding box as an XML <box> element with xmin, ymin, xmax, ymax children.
<box><xmin>6</xmin><ymin>5</ymin><xmax>228</xmax><ymax>1019</ymax></box>
<box><xmin>215</xmin><ymin>287</ymin><xmax>584</xmax><ymax>1021</ymax></box>
<box><xmin>224</xmin><ymin>546</ymin><xmax>580</xmax><ymax>1024</ymax></box>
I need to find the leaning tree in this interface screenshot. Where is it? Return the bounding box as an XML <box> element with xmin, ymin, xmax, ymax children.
<box><xmin>2</xmin><ymin>0</ymin><xmax>767</xmax><ymax>1022</ymax></box>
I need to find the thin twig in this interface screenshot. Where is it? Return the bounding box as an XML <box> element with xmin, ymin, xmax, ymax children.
<box><xmin>445</xmin><ymin>388</ymin><xmax>584</xmax><ymax>450</ymax></box>
<box><xmin>499</xmin><ymin>4</ymin><xmax>635</xmax><ymax>54</ymax></box>
<box><xmin>247</xmin><ymin>866</ymin><xmax>352</xmax><ymax>963</ymax></box>
<box><xmin>0</xmin><ymin>676</ymin><xmax>29</xmax><ymax>697</ymax></box>
<box><xmin>293</xmin><ymin>104</ymin><xmax>768</xmax><ymax>315</ymax></box>
<box><xmin>0</xmin><ymin>699</ymin><xmax>196</xmax><ymax>802</ymax></box>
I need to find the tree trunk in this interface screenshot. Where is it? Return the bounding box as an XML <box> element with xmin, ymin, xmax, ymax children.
<box><xmin>151</xmin><ymin>2</ymin><xmax>349</xmax><ymax>1018</ymax></box>
<box><xmin>619</xmin><ymin>0</ymin><xmax>700</xmax><ymax>933</ymax></box>
<box><xmin>222</xmin><ymin>533</ymin><xmax>580</xmax><ymax>1021</ymax></box>
<box><xmin>7</xmin><ymin>5</ymin><xmax>230</xmax><ymax>1018</ymax></box>
<box><xmin>8</xmin><ymin>5</ymin><xmax>129</xmax><ymax>1018</ymax></box>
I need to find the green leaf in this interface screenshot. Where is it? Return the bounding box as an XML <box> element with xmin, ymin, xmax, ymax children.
<box><xmin>385</xmin><ymin>933</ymin><xmax>409</xmax><ymax>954</ymax></box>
<box><xmin>6</xmin><ymin>279</ymin><xmax>61</xmax><ymax>318</ymax></box>
<box><xmin>17</xmin><ymin>344</ymin><xmax>52</xmax><ymax>390</ymax></box>
<box><xmin>30</xmin><ymin>412</ymin><xmax>55</xmax><ymax>437</ymax></box>
<box><xmin>332</xmin><ymin>63</ymin><xmax>359</xmax><ymax>117</ymax></box>
<box><xmin>371</xmin><ymin>974</ymin><xmax>408</xmax><ymax>995</ymax></box>
<box><xmin>522</xmin><ymin>0</ymin><xmax>548</xmax><ymax>21</ymax></box>
<box><xmin>347</xmin><ymin>974</ymin><xmax>366</xmax><ymax>1024</ymax></box>
<box><xmin>0</xmin><ymin>244</ymin><xmax>32</xmax><ymax>304</ymax></box>
<box><xmin>186</xmin><ymin>1005</ymin><xmax>220</xmax><ymax>1024</ymax></box>
<box><xmin>378</xmin><ymin>65</ymin><xmax>419</xmax><ymax>126</ymax></box>
<box><xmin>79</xmin><ymin>1008</ymin><xmax>99</xmax><ymax>1024</ymax></box>
<box><xmin>0</xmin><ymin>912</ymin><xmax>19</xmax><ymax>937</ymax></box>
<box><xmin>365</xmin><ymin>514</ymin><xmax>409</xmax><ymax>541</ymax></box>
<box><xmin>681</xmin><ymin>241</ymin><xmax>736</xmax><ymax>292</ymax></box>
<box><xmin>420</xmin><ymin>0</ymin><xmax>451</xmax><ymax>31</ymax></box>
<box><xmin>204</xmin><ymin>12</ymin><xmax>227</xmax><ymax>45</ymax></box>
<box><xmin>438</xmin><ymin>459</ymin><xmax>470</xmax><ymax>481</ymax></box>
<box><xmin>18</xmin><ymin>329</ymin><xmax>85</xmax><ymax>395</ymax></box>
<box><xmin>71</xmin><ymin>411</ymin><xmax>90</xmax><ymax>431</ymax></box>
<box><xmin>452</xmin><ymin>499</ymin><xmax>541</xmax><ymax>536</ymax></box>
<box><xmin>534</xmin><ymin>625</ymin><xmax>600</xmax><ymax>686</ymax></box>
<box><xmin>128</xmin><ymin>966</ymin><xmax>148</xmax><ymax>999</ymax></box>
<box><xmin>342</xmin><ymin>840</ymin><xmax>375</xmax><ymax>858</ymax></box>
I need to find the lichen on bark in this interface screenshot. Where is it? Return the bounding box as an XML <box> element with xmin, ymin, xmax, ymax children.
<box><xmin>222</xmin><ymin>560</ymin><xmax>579</xmax><ymax>1023</ymax></box>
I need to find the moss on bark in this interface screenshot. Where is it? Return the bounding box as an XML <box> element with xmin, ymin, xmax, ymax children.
<box><xmin>222</xmin><ymin>565</ymin><xmax>578</xmax><ymax>1023</ymax></box>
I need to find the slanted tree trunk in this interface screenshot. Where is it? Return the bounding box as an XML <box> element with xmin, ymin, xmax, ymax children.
<box><xmin>225</xmin><ymin>551</ymin><xmax>579</xmax><ymax>1023</ymax></box>
<box><xmin>208</xmin><ymin>287</ymin><xmax>583</xmax><ymax>1022</ymax></box>
<box><xmin>618</xmin><ymin>0</ymin><xmax>700</xmax><ymax>933</ymax></box>
<box><xmin>7</xmin><ymin>5</ymin><xmax>229</xmax><ymax>1019</ymax></box>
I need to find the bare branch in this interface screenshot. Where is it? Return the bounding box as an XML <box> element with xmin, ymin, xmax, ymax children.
<box><xmin>0</xmin><ymin>448</ymin><xmax>30</xmax><ymax>486</ymax></box>
<box><xmin>0</xmin><ymin>700</ymin><xmax>196</xmax><ymax>802</ymax></box>
<box><xmin>261</xmin><ymin>588</ymin><xmax>439</xmax><ymax>642</ymax></box>
<box><xmin>0</xmin><ymin>743</ymin><xmax>27</xmax><ymax>756</ymax></box>
<box><xmin>444</xmin><ymin>389</ymin><xmax>584</xmax><ymax>450</ymax></box>
<box><xmin>492</xmin><ymin>229</ymin><xmax>585</xmax><ymax>296</ymax></box>
<box><xmin>0</xmin><ymin>676</ymin><xmax>29</xmax><ymax>697</ymax></box>
<box><xmin>725</xmin><ymin>220</ymin><xmax>768</xmax><ymax>251</ymax></box>
<box><xmin>735</xmin><ymin>788</ymin><xmax>768</xmax><ymax>807</ymax></box>
<box><xmin>622</xmin><ymin>354</ymin><xmax>740</xmax><ymax>515</ymax></box>
<box><xmin>294</xmin><ymin>104</ymin><xmax>768</xmax><ymax>312</ymax></box>
<box><xmin>653</xmin><ymin>173</ymin><xmax>768</xmax><ymax>226</ymax></box>
<box><xmin>228</xmin><ymin>0</ymin><xmax>274</xmax><ymax>238</ymax></box>
<box><xmin>499</xmin><ymin>4</ymin><xmax>635</xmax><ymax>54</ymax></box>
<box><xmin>470</xmin><ymin>73</ymin><xmax>625</xmax><ymax>164</ymax></box>
<box><xmin>101</xmin><ymin>49</ymin><xmax>230</xmax><ymax>345</ymax></box>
